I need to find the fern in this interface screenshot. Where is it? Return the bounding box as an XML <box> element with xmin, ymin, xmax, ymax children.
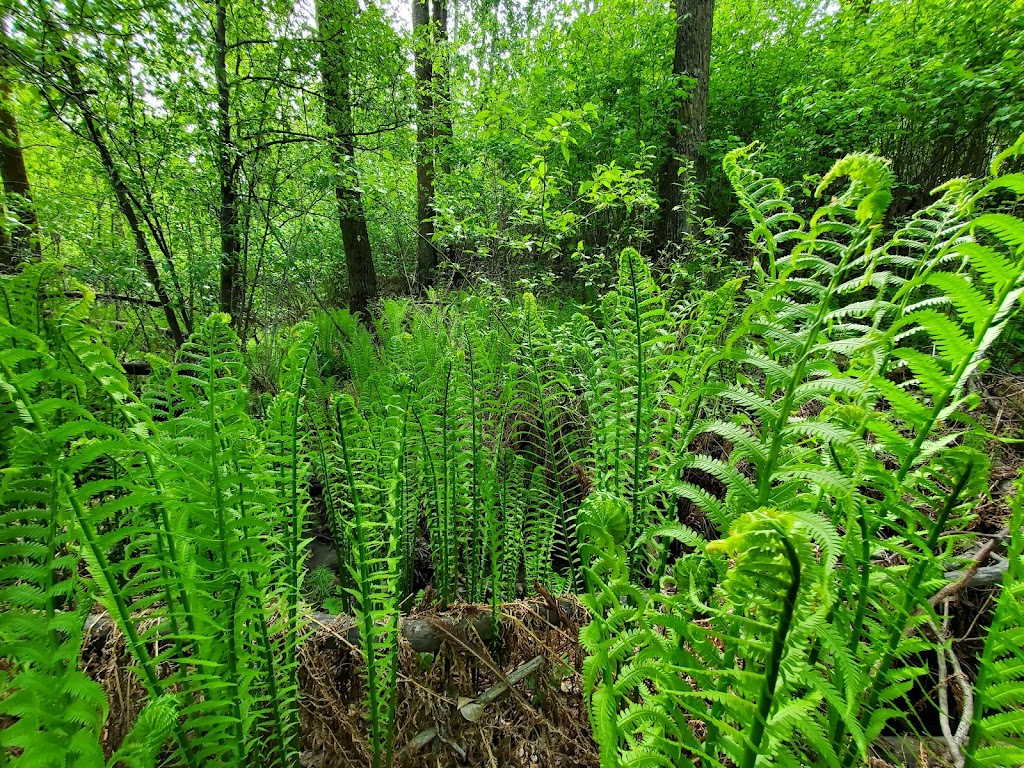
<box><xmin>513</xmin><ymin>293</ymin><xmax>581</xmax><ymax>591</ymax></box>
<box><xmin>579</xmin><ymin>137</ymin><xmax>1024</xmax><ymax>768</ymax></box>
<box><xmin>573</xmin><ymin>248</ymin><xmax>673</xmax><ymax>562</ymax></box>
<box><xmin>964</xmin><ymin>473</ymin><xmax>1024</xmax><ymax>767</ymax></box>
<box><xmin>524</xmin><ymin>463</ymin><xmax>558</xmax><ymax>591</ymax></box>
<box><xmin>0</xmin><ymin>288</ymin><xmax>191</xmax><ymax>767</ymax></box>
<box><xmin>107</xmin><ymin>696</ymin><xmax>179</xmax><ymax>768</ymax></box>
<box><xmin>499</xmin><ymin>454</ymin><xmax>528</xmax><ymax>602</ymax></box>
<box><xmin>724</xmin><ymin>142</ymin><xmax>805</xmax><ymax>281</ymax></box>
<box><xmin>577</xmin><ymin>491</ymin><xmax>640</xmax><ymax>768</ymax></box>
<box><xmin>307</xmin><ymin>380</ymin><xmax>355</xmax><ymax>613</ymax></box>
<box><xmin>261</xmin><ymin>321</ymin><xmax>316</xmax><ymax>762</ymax></box>
<box><xmin>1</xmin><ymin>294</ymin><xmax>314</xmax><ymax>768</ymax></box>
<box><xmin>0</xmin><ymin>432</ymin><xmax>109</xmax><ymax>767</ymax></box>
<box><xmin>4</xmin><ymin>133</ymin><xmax>1023</xmax><ymax>768</ymax></box>
<box><xmin>330</xmin><ymin>393</ymin><xmax>401</xmax><ymax>768</ymax></box>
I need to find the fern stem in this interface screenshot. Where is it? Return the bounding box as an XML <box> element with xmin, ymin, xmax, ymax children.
<box><xmin>284</xmin><ymin>346</ymin><xmax>313</xmax><ymax>756</ymax></box>
<box><xmin>203</xmin><ymin>338</ymin><xmax>249</xmax><ymax>758</ymax></box>
<box><xmin>701</xmin><ymin>642</ymin><xmax>735</xmax><ymax>767</ymax></box>
<box><xmin>66</xmin><ymin>479</ymin><xmax>198</xmax><ymax>767</ymax></box>
<box><xmin>466</xmin><ymin>339</ymin><xmax>484</xmax><ymax>603</ymax></box>
<box><xmin>757</xmin><ymin>246</ymin><xmax>855</xmax><ymax>507</ymax></box>
<box><xmin>838</xmin><ymin>459</ymin><xmax>976</xmax><ymax>767</ymax></box>
<box><xmin>311</xmin><ymin>401</ymin><xmax>353</xmax><ymax>613</ymax></box>
<box><xmin>43</xmin><ymin>465</ymin><xmax>64</xmax><ymax>655</ymax></box>
<box><xmin>414</xmin><ymin>406</ymin><xmax>447</xmax><ymax>602</ymax></box>
<box><xmin>739</xmin><ymin>527</ymin><xmax>801</xmax><ymax>768</ymax></box>
<box><xmin>441</xmin><ymin>359</ymin><xmax>458</xmax><ymax>604</ymax></box>
<box><xmin>894</xmin><ymin>258</ymin><xmax>1024</xmax><ymax>488</ymax></box>
<box><xmin>962</xmin><ymin>485</ymin><xmax>1022</xmax><ymax>766</ymax></box>
<box><xmin>336</xmin><ymin>399</ymin><xmax>391</xmax><ymax>768</ymax></box>
<box><xmin>627</xmin><ymin>253</ymin><xmax>646</xmax><ymax>540</ymax></box>
<box><xmin>396</xmin><ymin>391</ymin><xmax>415</xmax><ymax>600</ymax></box>
<box><xmin>225</xmin><ymin>576</ymin><xmax>247</xmax><ymax>764</ymax></box>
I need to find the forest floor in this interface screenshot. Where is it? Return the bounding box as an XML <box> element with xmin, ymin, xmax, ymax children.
<box><xmin>84</xmin><ymin>597</ymin><xmax>598</xmax><ymax>768</ymax></box>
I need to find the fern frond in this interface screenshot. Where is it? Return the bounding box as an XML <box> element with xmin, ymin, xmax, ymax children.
<box><xmin>964</xmin><ymin>473</ymin><xmax>1024</xmax><ymax>768</ymax></box>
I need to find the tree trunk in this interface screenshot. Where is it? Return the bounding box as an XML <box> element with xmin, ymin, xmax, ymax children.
<box><xmin>655</xmin><ymin>0</ymin><xmax>715</xmax><ymax>252</ymax></box>
<box><xmin>51</xmin><ymin>33</ymin><xmax>185</xmax><ymax>346</ymax></box>
<box><xmin>214</xmin><ymin>0</ymin><xmax>244</xmax><ymax>325</ymax></box>
<box><xmin>431</xmin><ymin>0</ymin><xmax>453</xmax><ymax>177</ymax></box>
<box><xmin>314</xmin><ymin>0</ymin><xmax>378</xmax><ymax>320</ymax></box>
<box><xmin>413</xmin><ymin>0</ymin><xmax>438</xmax><ymax>288</ymax></box>
<box><xmin>0</xmin><ymin>56</ymin><xmax>39</xmax><ymax>271</ymax></box>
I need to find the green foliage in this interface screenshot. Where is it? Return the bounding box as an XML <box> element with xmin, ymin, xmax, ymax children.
<box><xmin>6</xmin><ymin>0</ymin><xmax>1024</xmax><ymax>762</ymax></box>
<box><xmin>329</xmin><ymin>392</ymin><xmax>401</xmax><ymax>768</ymax></box>
<box><xmin>0</xmin><ymin>273</ymin><xmax>186</xmax><ymax>766</ymax></box>
<box><xmin>0</xmin><ymin>284</ymin><xmax>308</xmax><ymax>767</ymax></box>
<box><xmin>965</xmin><ymin>474</ymin><xmax>1024</xmax><ymax>767</ymax></box>
<box><xmin>4</xmin><ymin>125</ymin><xmax>1024</xmax><ymax>768</ymax></box>
<box><xmin>306</xmin><ymin>565</ymin><xmax>339</xmax><ymax>605</ymax></box>
<box><xmin>575</xmin><ymin>247</ymin><xmax>672</xmax><ymax>552</ymax></box>
<box><xmin>578</xmin><ymin>140</ymin><xmax>1024</xmax><ymax>767</ymax></box>
<box><xmin>108</xmin><ymin>697</ymin><xmax>180</xmax><ymax>768</ymax></box>
<box><xmin>5</xmin><ymin>0</ymin><xmax>1022</xmax><ymax>324</ymax></box>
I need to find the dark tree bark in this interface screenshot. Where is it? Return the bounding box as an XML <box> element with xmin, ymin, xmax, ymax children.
<box><xmin>413</xmin><ymin>0</ymin><xmax>438</xmax><ymax>288</ymax></box>
<box><xmin>214</xmin><ymin>0</ymin><xmax>244</xmax><ymax>325</ymax></box>
<box><xmin>314</xmin><ymin>0</ymin><xmax>378</xmax><ymax>320</ymax></box>
<box><xmin>49</xmin><ymin>31</ymin><xmax>186</xmax><ymax>346</ymax></box>
<box><xmin>431</xmin><ymin>0</ymin><xmax>453</xmax><ymax>177</ymax></box>
<box><xmin>655</xmin><ymin>0</ymin><xmax>715</xmax><ymax>252</ymax></box>
<box><xmin>0</xmin><ymin>56</ymin><xmax>39</xmax><ymax>271</ymax></box>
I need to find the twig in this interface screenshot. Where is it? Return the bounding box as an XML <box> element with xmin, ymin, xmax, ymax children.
<box><xmin>931</xmin><ymin>599</ymin><xmax>972</xmax><ymax>768</ymax></box>
<box><xmin>63</xmin><ymin>290</ymin><xmax>164</xmax><ymax>307</ymax></box>
<box><xmin>533</xmin><ymin>580</ymin><xmax>573</xmax><ymax>631</ymax></box>
<box><xmin>423</xmin><ymin>618</ymin><xmax>535</xmax><ymax>712</ymax></box>
<box><xmin>402</xmin><ymin>655</ymin><xmax>547</xmax><ymax>756</ymax></box>
<box><xmin>403</xmin><ymin>725</ymin><xmax>439</xmax><ymax>755</ymax></box>
<box><xmin>460</xmin><ymin>655</ymin><xmax>547</xmax><ymax>720</ymax></box>
<box><xmin>932</xmin><ymin>526</ymin><xmax>1010</xmax><ymax>607</ymax></box>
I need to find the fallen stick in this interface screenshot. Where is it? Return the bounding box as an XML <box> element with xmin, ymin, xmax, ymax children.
<box><xmin>935</xmin><ymin>526</ymin><xmax>1010</xmax><ymax>606</ymax></box>
<box><xmin>458</xmin><ymin>654</ymin><xmax>547</xmax><ymax>722</ymax></box>
<box><xmin>402</xmin><ymin>655</ymin><xmax>548</xmax><ymax>757</ymax></box>
<box><xmin>941</xmin><ymin>561</ymin><xmax>1008</xmax><ymax>590</ymax></box>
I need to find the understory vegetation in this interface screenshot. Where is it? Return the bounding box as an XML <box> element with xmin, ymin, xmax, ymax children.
<box><xmin>3</xmin><ymin>0</ymin><xmax>1024</xmax><ymax>766</ymax></box>
<box><xmin>3</xmin><ymin>139</ymin><xmax>1024</xmax><ymax>766</ymax></box>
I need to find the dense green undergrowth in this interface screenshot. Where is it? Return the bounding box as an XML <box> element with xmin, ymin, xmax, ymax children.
<box><xmin>3</xmin><ymin>141</ymin><xmax>1024</xmax><ymax>767</ymax></box>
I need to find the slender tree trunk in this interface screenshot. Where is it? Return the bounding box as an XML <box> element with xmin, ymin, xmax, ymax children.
<box><xmin>314</xmin><ymin>0</ymin><xmax>378</xmax><ymax>320</ymax></box>
<box><xmin>52</xmin><ymin>34</ymin><xmax>185</xmax><ymax>346</ymax></box>
<box><xmin>0</xmin><ymin>54</ymin><xmax>39</xmax><ymax>271</ymax></box>
<box><xmin>214</xmin><ymin>0</ymin><xmax>244</xmax><ymax>324</ymax></box>
<box><xmin>431</xmin><ymin>0</ymin><xmax>453</xmax><ymax>177</ymax></box>
<box><xmin>413</xmin><ymin>0</ymin><xmax>438</xmax><ymax>288</ymax></box>
<box><xmin>655</xmin><ymin>0</ymin><xmax>715</xmax><ymax>252</ymax></box>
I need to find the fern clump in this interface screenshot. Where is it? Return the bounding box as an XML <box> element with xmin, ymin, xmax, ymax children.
<box><xmin>1</xmin><ymin>295</ymin><xmax>309</xmax><ymax>767</ymax></box>
<box><xmin>578</xmin><ymin>136</ymin><xmax>1024</xmax><ymax>768</ymax></box>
